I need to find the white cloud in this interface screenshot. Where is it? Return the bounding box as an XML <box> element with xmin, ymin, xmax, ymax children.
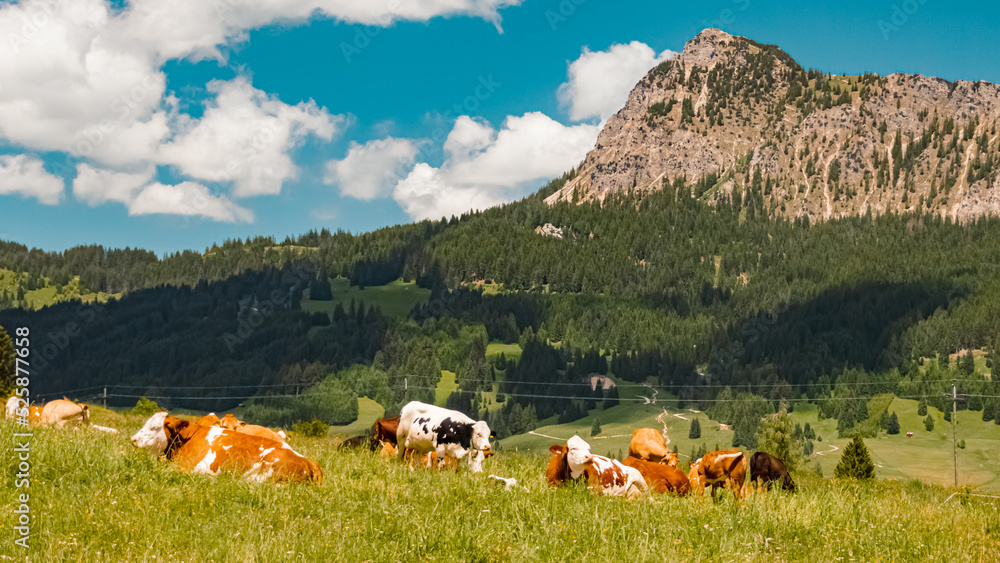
<box><xmin>0</xmin><ymin>0</ymin><xmax>169</xmax><ymax>165</ymax></box>
<box><xmin>129</xmin><ymin>182</ymin><xmax>253</xmax><ymax>223</ymax></box>
<box><xmin>0</xmin><ymin>0</ymin><xmax>523</xmax><ymax>218</ymax></box>
<box><xmin>324</xmin><ymin>137</ymin><xmax>419</xmax><ymax>200</ymax></box>
<box><xmin>394</xmin><ymin>163</ymin><xmax>504</xmax><ymax>221</ymax></box>
<box><xmin>0</xmin><ymin>155</ymin><xmax>64</xmax><ymax>205</ymax></box>
<box><xmin>393</xmin><ymin>112</ymin><xmax>599</xmax><ymax>220</ymax></box>
<box><xmin>558</xmin><ymin>42</ymin><xmax>677</xmax><ymax>122</ymax></box>
<box><xmin>114</xmin><ymin>0</ymin><xmax>525</xmax><ymax>62</ymax></box>
<box><xmin>159</xmin><ymin>77</ymin><xmax>341</xmax><ymax>198</ymax></box>
<box><xmin>73</xmin><ymin>163</ymin><xmax>155</xmax><ymax>206</ymax></box>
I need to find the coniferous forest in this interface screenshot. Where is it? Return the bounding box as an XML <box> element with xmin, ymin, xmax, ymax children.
<box><xmin>2</xmin><ymin>173</ymin><xmax>1000</xmax><ymax>436</ymax></box>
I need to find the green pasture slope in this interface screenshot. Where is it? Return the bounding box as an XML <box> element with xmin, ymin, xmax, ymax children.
<box><xmin>500</xmin><ymin>380</ymin><xmax>1000</xmax><ymax>491</ymax></box>
<box><xmin>301</xmin><ymin>278</ymin><xmax>431</xmax><ymax>319</ymax></box>
<box><xmin>4</xmin><ymin>413</ymin><xmax>999</xmax><ymax>562</ymax></box>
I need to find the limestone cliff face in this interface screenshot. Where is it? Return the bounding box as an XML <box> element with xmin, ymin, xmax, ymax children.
<box><xmin>547</xmin><ymin>29</ymin><xmax>1000</xmax><ymax>222</ymax></box>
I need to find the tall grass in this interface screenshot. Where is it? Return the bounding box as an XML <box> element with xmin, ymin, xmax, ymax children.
<box><xmin>2</xmin><ymin>418</ymin><xmax>999</xmax><ymax>562</ymax></box>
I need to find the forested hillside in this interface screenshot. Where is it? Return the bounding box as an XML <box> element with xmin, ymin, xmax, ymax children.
<box><xmin>3</xmin><ymin>173</ymin><xmax>1000</xmax><ymax>440</ymax></box>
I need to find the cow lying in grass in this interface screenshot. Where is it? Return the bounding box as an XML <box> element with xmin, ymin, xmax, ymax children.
<box><xmin>131</xmin><ymin>412</ymin><xmax>322</xmax><ymax>484</ymax></box>
<box><xmin>622</xmin><ymin>455</ymin><xmax>690</xmax><ymax>495</ymax></box>
<box><xmin>547</xmin><ymin>436</ymin><xmax>647</xmax><ymax>498</ymax></box>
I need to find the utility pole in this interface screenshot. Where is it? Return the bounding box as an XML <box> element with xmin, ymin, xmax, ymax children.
<box><xmin>952</xmin><ymin>379</ymin><xmax>958</xmax><ymax>488</ymax></box>
<box><xmin>103</xmin><ymin>387</ymin><xmax>107</xmax><ymax>409</ymax></box>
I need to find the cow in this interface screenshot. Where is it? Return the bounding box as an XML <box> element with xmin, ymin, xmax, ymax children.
<box><xmin>39</xmin><ymin>399</ymin><xmax>90</xmax><ymax>429</ymax></box>
<box><xmin>749</xmin><ymin>452</ymin><xmax>795</xmax><ymax>492</ymax></box>
<box><xmin>622</xmin><ymin>455</ymin><xmax>690</xmax><ymax>495</ymax></box>
<box><xmin>217</xmin><ymin>413</ymin><xmax>287</xmax><ymax>443</ymax></box>
<box><xmin>195</xmin><ymin>413</ymin><xmax>221</xmax><ymax>427</ymax></box>
<box><xmin>688</xmin><ymin>449</ymin><xmax>747</xmax><ymax>500</ymax></box>
<box><xmin>547</xmin><ymin>436</ymin><xmax>647</xmax><ymax>497</ymax></box>
<box><xmin>130</xmin><ymin>412</ymin><xmax>322</xmax><ymax>484</ymax></box>
<box><xmin>395</xmin><ymin>401</ymin><xmax>491</xmax><ymax>472</ymax></box>
<box><xmin>628</xmin><ymin>428</ymin><xmax>679</xmax><ymax>467</ymax></box>
<box><xmin>4</xmin><ymin>397</ymin><xmax>43</xmax><ymax>425</ymax></box>
<box><xmin>371</xmin><ymin>416</ymin><xmax>399</xmax><ymax>451</ymax></box>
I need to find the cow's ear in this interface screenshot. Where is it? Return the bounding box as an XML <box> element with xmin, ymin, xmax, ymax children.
<box><xmin>164</xmin><ymin>416</ymin><xmax>190</xmax><ymax>438</ymax></box>
<box><xmin>549</xmin><ymin>444</ymin><xmax>566</xmax><ymax>455</ymax></box>
<box><xmin>240</xmin><ymin>421</ymin><xmax>247</xmax><ymax>426</ymax></box>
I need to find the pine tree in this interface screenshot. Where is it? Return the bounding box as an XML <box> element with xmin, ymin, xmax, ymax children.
<box><xmin>603</xmin><ymin>385</ymin><xmax>620</xmax><ymax>408</ymax></box>
<box><xmin>834</xmin><ymin>435</ymin><xmax>875</xmax><ymax>479</ymax></box>
<box><xmin>924</xmin><ymin>414</ymin><xmax>935</xmax><ymax>431</ymax></box>
<box><xmin>918</xmin><ymin>397</ymin><xmax>927</xmax><ymax>416</ymax></box>
<box><xmin>959</xmin><ymin>350</ymin><xmax>975</xmax><ymax>375</ymax></box>
<box><xmin>887</xmin><ymin>412</ymin><xmax>900</xmax><ymax>435</ymax></box>
<box><xmin>755</xmin><ymin>405</ymin><xmax>805</xmax><ymax>470</ymax></box>
<box><xmin>591</xmin><ymin>417</ymin><xmax>602</xmax><ymax>437</ymax></box>
<box><xmin>689</xmin><ymin>418</ymin><xmax>701</xmax><ymax>439</ymax></box>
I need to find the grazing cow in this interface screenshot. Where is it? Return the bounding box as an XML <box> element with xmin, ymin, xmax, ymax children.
<box><xmin>39</xmin><ymin>399</ymin><xmax>90</xmax><ymax>429</ymax></box>
<box><xmin>749</xmin><ymin>452</ymin><xmax>795</xmax><ymax>492</ymax></box>
<box><xmin>371</xmin><ymin>416</ymin><xmax>400</xmax><ymax>450</ymax></box>
<box><xmin>130</xmin><ymin>412</ymin><xmax>322</xmax><ymax>484</ymax></box>
<box><xmin>217</xmin><ymin>413</ymin><xmax>286</xmax><ymax>443</ymax></box>
<box><xmin>195</xmin><ymin>413</ymin><xmax>221</xmax><ymax>427</ymax></box>
<box><xmin>688</xmin><ymin>449</ymin><xmax>747</xmax><ymax>499</ymax></box>
<box><xmin>395</xmin><ymin>401</ymin><xmax>491</xmax><ymax>472</ymax></box>
<box><xmin>622</xmin><ymin>455</ymin><xmax>690</xmax><ymax>495</ymax></box>
<box><xmin>547</xmin><ymin>436</ymin><xmax>647</xmax><ymax>497</ymax></box>
<box><xmin>628</xmin><ymin>428</ymin><xmax>678</xmax><ymax>467</ymax></box>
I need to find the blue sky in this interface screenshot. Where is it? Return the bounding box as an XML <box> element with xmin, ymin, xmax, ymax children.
<box><xmin>0</xmin><ymin>0</ymin><xmax>997</xmax><ymax>255</ymax></box>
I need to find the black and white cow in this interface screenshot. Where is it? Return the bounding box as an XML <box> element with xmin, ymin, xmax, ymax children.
<box><xmin>396</xmin><ymin>401</ymin><xmax>492</xmax><ymax>472</ymax></box>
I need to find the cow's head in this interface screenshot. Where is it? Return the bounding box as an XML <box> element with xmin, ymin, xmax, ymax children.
<box><xmin>662</xmin><ymin>452</ymin><xmax>679</xmax><ymax>468</ymax></box>
<box><xmin>130</xmin><ymin>411</ymin><xmax>170</xmax><ymax>454</ymax></box>
<box><xmin>218</xmin><ymin>414</ymin><xmax>245</xmax><ymax>431</ymax></box>
<box><xmin>471</xmin><ymin>421</ymin><xmax>491</xmax><ymax>451</ymax></box>
<box><xmin>565</xmin><ymin>435</ymin><xmax>592</xmax><ymax>478</ymax></box>
<box><xmin>783</xmin><ymin>471</ymin><xmax>796</xmax><ymax>492</ymax></box>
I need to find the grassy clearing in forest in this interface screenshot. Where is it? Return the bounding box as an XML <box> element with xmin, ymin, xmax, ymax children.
<box><xmin>3</xmin><ymin>418</ymin><xmax>1000</xmax><ymax>562</ymax></box>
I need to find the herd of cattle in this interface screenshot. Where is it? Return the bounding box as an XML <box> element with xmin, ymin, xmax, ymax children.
<box><xmin>3</xmin><ymin>397</ymin><xmax>795</xmax><ymax>498</ymax></box>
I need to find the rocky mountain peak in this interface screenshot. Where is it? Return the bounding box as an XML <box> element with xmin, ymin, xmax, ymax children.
<box><xmin>546</xmin><ymin>30</ymin><xmax>1000</xmax><ymax>223</ymax></box>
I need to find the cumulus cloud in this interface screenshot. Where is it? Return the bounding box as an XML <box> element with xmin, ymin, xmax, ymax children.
<box><xmin>393</xmin><ymin>112</ymin><xmax>599</xmax><ymax>220</ymax></box>
<box><xmin>324</xmin><ymin>137</ymin><xmax>420</xmax><ymax>200</ymax></box>
<box><xmin>0</xmin><ymin>155</ymin><xmax>64</xmax><ymax>205</ymax></box>
<box><xmin>129</xmin><ymin>182</ymin><xmax>253</xmax><ymax>223</ymax></box>
<box><xmin>558</xmin><ymin>42</ymin><xmax>677</xmax><ymax>122</ymax></box>
<box><xmin>0</xmin><ymin>0</ymin><xmax>523</xmax><ymax>219</ymax></box>
<box><xmin>159</xmin><ymin>77</ymin><xmax>341</xmax><ymax>198</ymax></box>
<box><xmin>73</xmin><ymin>163</ymin><xmax>156</xmax><ymax>206</ymax></box>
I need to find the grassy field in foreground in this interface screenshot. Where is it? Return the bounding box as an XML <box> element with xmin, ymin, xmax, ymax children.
<box><xmin>301</xmin><ymin>278</ymin><xmax>431</xmax><ymax>319</ymax></box>
<box><xmin>2</xmin><ymin>418</ymin><xmax>999</xmax><ymax>562</ymax></box>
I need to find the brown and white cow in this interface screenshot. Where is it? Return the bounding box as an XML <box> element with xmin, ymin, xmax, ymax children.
<box><xmin>131</xmin><ymin>412</ymin><xmax>321</xmax><ymax>484</ymax></box>
<box><xmin>628</xmin><ymin>428</ymin><xmax>679</xmax><ymax>467</ymax></box>
<box><xmin>622</xmin><ymin>455</ymin><xmax>690</xmax><ymax>495</ymax></box>
<box><xmin>547</xmin><ymin>436</ymin><xmax>647</xmax><ymax>497</ymax></box>
<box><xmin>217</xmin><ymin>413</ymin><xmax>287</xmax><ymax>443</ymax></box>
<box><xmin>4</xmin><ymin>397</ymin><xmax>43</xmax><ymax>425</ymax></box>
<box><xmin>688</xmin><ymin>449</ymin><xmax>747</xmax><ymax>499</ymax></box>
<box><xmin>39</xmin><ymin>399</ymin><xmax>90</xmax><ymax>429</ymax></box>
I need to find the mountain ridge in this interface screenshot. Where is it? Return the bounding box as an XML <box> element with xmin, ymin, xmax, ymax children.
<box><xmin>546</xmin><ymin>28</ymin><xmax>1000</xmax><ymax>222</ymax></box>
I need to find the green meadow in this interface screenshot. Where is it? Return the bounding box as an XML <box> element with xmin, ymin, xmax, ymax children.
<box><xmin>301</xmin><ymin>278</ymin><xmax>431</xmax><ymax>319</ymax></box>
<box><xmin>3</xmin><ymin>413</ymin><xmax>999</xmax><ymax>562</ymax></box>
